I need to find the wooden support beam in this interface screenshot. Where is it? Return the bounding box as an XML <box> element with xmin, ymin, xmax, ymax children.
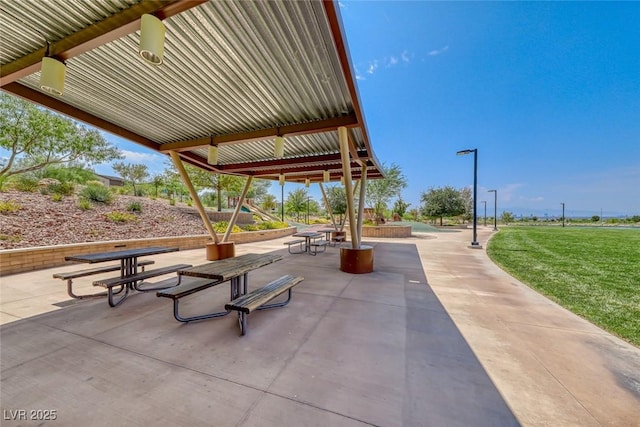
<box><xmin>356</xmin><ymin>166</ymin><xmax>368</xmax><ymax>248</ymax></box>
<box><xmin>223</xmin><ymin>176</ymin><xmax>253</xmax><ymax>243</ymax></box>
<box><xmin>339</xmin><ymin>126</ymin><xmax>359</xmax><ymax>249</ymax></box>
<box><xmin>319</xmin><ymin>182</ymin><xmax>338</xmax><ymax>230</ymax></box>
<box><xmin>158</xmin><ymin>114</ymin><xmax>358</xmax><ymax>152</ymax></box>
<box><xmin>169</xmin><ymin>151</ymin><xmax>218</xmax><ymax>244</ymax></box>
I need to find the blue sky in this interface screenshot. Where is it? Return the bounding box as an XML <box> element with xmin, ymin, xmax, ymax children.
<box><xmin>95</xmin><ymin>1</ymin><xmax>639</xmax><ymax>218</ymax></box>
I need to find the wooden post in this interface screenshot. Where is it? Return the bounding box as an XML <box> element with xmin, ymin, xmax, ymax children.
<box><xmin>339</xmin><ymin>127</ymin><xmax>359</xmax><ymax>249</ymax></box>
<box><xmin>169</xmin><ymin>151</ymin><xmax>218</xmax><ymax>243</ymax></box>
<box><xmin>356</xmin><ymin>165</ymin><xmax>367</xmax><ymax>248</ymax></box>
<box><xmin>319</xmin><ymin>182</ymin><xmax>338</xmax><ymax>230</ymax></box>
<box><xmin>223</xmin><ymin>176</ymin><xmax>253</xmax><ymax>242</ymax></box>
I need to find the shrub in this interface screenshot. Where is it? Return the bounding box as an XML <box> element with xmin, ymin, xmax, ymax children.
<box><xmin>51</xmin><ymin>193</ymin><xmax>63</xmax><ymax>202</ymax></box>
<box><xmin>0</xmin><ymin>200</ymin><xmax>22</xmax><ymax>214</ymax></box>
<box><xmin>48</xmin><ymin>181</ymin><xmax>75</xmax><ymax>196</ymax></box>
<box><xmin>213</xmin><ymin>221</ymin><xmax>242</xmax><ymax>233</ymax></box>
<box><xmin>85</xmin><ymin>180</ymin><xmax>104</xmax><ymax>187</ymax></box>
<box><xmin>127</xmin><ymin>201</ymin><xmax>143</xmax><ymax>213</ymax></box>
<box><xmin>80</xmin><ymin>184</ymin><xmax>113</xmax><ymax>204</ymax></box>
<box><xmin>0</xmin><ymin>233</ymin><xmax>21</xmax><ymax>243</ymax></box>
<box><xmin>14</xmin><ymin>175</ymin><xmax>39</xmax><ymax>192</ymax></box>
<box><xmin>241</xmin><ymin>224</ymin><xmax>260</xmax><ymax>231</ymax></box>
<box><xmin>104</xmin><ymin>211</ymin><xmax>137</xmax><ymax>222</ymax></box>
<box><xmin>77</xmin><ymin>199</ymin><xmax>92</xmax><ymax>210</ymax></box>
<box><xmin>257</xmin><ymin>221</ymin><xmax>288</xmax><ymax>230</ymax></box>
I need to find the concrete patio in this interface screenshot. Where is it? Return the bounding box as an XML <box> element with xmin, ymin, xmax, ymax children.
<box><xmin>1</xmin><ymin>228</ymin><xmax>639</xmax><ymax>426</ymax></box>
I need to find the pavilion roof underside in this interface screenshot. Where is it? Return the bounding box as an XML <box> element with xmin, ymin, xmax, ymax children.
<box><xmin>0</xmin><ymin>0</ymin><xmax>383</xmax><ymax>184</ymax></box>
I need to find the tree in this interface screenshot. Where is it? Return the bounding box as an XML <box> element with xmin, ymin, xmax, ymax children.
<box><xmin>285</xmin><ymin>188</ymin><xmax>309</xmax><ymax>222</ymax></box>
<box><xmin>261</xmin><ymin>194</ymin><xmax>278</xmax><ymax>212</ymax></box>
<box><xmin>325</xmin><ymin>185</ymin><xmax>347</xmax><ymax>224</ymax></box>
<box><xmin>0</xmin><ymin>93</ymin><xmax>122</xmax><ymax>180</ymax></box>
<box><xmin>183</xmin><ymin>164</ymin><xmax>243</xmax><ymax>211</ymax></box>
<box><xmin>393</xmin><ymin>196</ymin><xmax>410</xmax><ymax>218</ymax></box>
<box><xmin>112</xmin><ymin>162</ymin><xmax>149</xmax><ymax>196</ymax></box>
<box><xmin>420</xmin><ymin>186</ymin><xmax>466</xmax><ymax>225</ymax></box>
<box><xmin>459</xmin><ymin>187</ymin><xmax>472</xmax><ymax>223</ymax></box>
<box><xmin>501</xmin><ymin>211</ymin><xmax>514</xmax><ymax>224</ymax></box>
<box><xmin>151</xmin><ymin>174</ymin><xmax>164</xmax><ymax>198</ymax></box>
<box><xmin>366</xmin><ymin>163</ymin><xmax>407</xmax><ymax>224</ymax></box>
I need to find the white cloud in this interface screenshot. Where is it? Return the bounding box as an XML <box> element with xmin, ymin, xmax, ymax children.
<box><xmin>428</xmin><ymin>46</ymin><xmax>449</xmax><ymax>56</ymax></box>
<box><xmin>388</xmin><ymin>56</ymin><xmax>399</xmax><ymax>66</ymax></box>
<box><xmin>401</xmin><ymin>50</ymin><xmax>412</xmax><ymax>62</ymax></box>
<box><xmin>367</xmin><ymin>60</ymin><xmax>379</xmax><ymax>75</ymax></box>
<box><xmin>120</xmin><ymin>150</ymin><xmax>164</xmax><ymax>164</ymax></box>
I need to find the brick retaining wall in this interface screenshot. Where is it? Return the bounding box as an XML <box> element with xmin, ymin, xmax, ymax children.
<box><xmin>344</xmin><ymin>225</ymin><xmax>412</xmax><ymax>238</ymax></box>
<box><xmin>0</xmin><ymin>227</ymin><xmax>295</xmax><ymax>276</ymax></box>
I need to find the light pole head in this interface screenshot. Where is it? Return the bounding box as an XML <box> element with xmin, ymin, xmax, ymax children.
<box><xmin>456</xmin><ymin>149</ymin><xmax>475</xmax><ymax>156</ymax></box>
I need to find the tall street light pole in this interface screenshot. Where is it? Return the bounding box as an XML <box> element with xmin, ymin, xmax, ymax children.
<box><xmin>457</xmin><ymin>149</ymin><xmax>480</xmax><ymax>248</ymax></box>
<box><xmin>482</xmin><ymin>201</ymin><xmax>487</xmax><ymax>226</ymax></box>
<box><xmin>561</xmin><ymin>202</ymin><xmax>565</xmax><ymax>227</ymax></box>
<box><xmin>488</xmin><ymin>189</ymin><xmax>498</xmax><ymax>231</ymax></box>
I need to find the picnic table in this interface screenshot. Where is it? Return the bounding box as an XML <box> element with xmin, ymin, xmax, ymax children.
<box><xmin>161</xmin><ymin>253</ymin><xmax>283</xmax><ymax>322</ymax></box>
<box><xmin>292</xmin><ymin>231</ymin><xmax>323</xmax><ymax>254</ymax></box>
<box><xmin>64</xmin><ymin>246</ymin><xmax>182</xmax><ymax>307</ymax></box>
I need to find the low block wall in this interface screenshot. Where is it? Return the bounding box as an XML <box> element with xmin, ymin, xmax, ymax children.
<box><xmin>345</xmin><ymin>225</ymin><xmax>412</xmax><ymax>238</ymax></box>
<box><xmin>0</xmin><ymin>227</ymin><xmax>296</xmax><ymax>276</ymax></box>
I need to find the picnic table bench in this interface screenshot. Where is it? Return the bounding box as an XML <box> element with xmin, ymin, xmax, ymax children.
<box><xmin>53</xmin><ymin>259</ymin><xmax>154</xmax><ymax>299</ymax></box>
<box><xmin>309</xmin><ymin>239</ymin><xmax>329</xmax><ymax>255</ymax></box>
<box><xmin>225</xmin><ymin>274</ymin><xmax>304</xmax><ymax>336</ymax></box>
<box><xmin>94</xmin><ymin>263</ymin><xmax>192</xmax><ymax>307</ymax></box>
<box><xmin>283</xmin><ymin>239</ymin><xmax>306</xmax><ymax>254</ymax></box>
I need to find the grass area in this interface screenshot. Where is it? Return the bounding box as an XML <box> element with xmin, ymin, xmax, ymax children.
<box><xmin>487</xmin><ymin>226</ymin><xmax>640</xmax><ymax>347</ymax></box>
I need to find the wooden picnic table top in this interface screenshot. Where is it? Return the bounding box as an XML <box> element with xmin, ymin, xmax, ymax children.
<box><xmin>65</xmin><ymin>247</ymin><xmax>179</xmax><ymax>264</ymax></box>
<box><xmin>293</xmin><ymin>231</ymin><xmax>323</xmax><ymax>238</ymax></box>
<box><xmin>178</xmin><ymin>253</ymin><xmax>283</xmax><ymax>281</ymax></box>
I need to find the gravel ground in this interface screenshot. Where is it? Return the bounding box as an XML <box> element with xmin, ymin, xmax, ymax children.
<box><xmin>0</xmin><ymin>190</ymin><xmax>209</xmax><ymax>250</ymax></box>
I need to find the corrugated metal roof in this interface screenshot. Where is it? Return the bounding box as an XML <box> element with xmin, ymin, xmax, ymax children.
<box><xmin>1</xmin><ymin>0</ymin><xmax>382</xmax><ymax>182</ymax></box>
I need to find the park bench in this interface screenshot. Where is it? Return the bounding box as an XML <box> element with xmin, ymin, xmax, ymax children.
<box><xmin>225</xmin><ymin>274</ymin><xmax>304</xmax><ymax>336</ymax></box>
<box><xmin>283</xmin><ymin>239</ymin><xmax>306</xmax><ymax>254</ymax></box>
<box><xmin>309</xmin><ymin>239</ymin><xmax>329</xmax><ymax>255</ymax></box>
<box><xmin>53</xmin><ymin>259</ymin><xmax>154</xmax><ymax>299</ymax></box>
<box><xmin>156</xmin><ymin>276</ymin><xmax>225</xmax><ymax>322</ymax></box>
<box><xmin>93</xmin><ymin>264</ymin><xmax>192</xmax><ymax>307</ymax></box>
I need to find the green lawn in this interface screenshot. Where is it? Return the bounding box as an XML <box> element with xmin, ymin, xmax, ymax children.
<box><xmin>487</xmin><ymin>226</ymin><xmax>640</xmax><ymax>347</ymax></box>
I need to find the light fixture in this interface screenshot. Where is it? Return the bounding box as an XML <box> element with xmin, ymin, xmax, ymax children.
<box><xmin>323</xmin><ymin>170</ymin><xmax>330</xmax><ymax>182</ymax></box>
<box><xmin>274</xmin><ymin>136</ymin><xmax>285</xmax><ymax>158</ymax></box>
<box><xmin>207</xmin><ymin>144</ymin><xmax>218</xmax><ymax>165</ymax></box>
<box><xmin>305</xmin><ymin>178</ymin><xmax>310</xmax><ymax>188</ymax></box>
<box><xmin>139</xmin><ymin>14</ymin><xmax>165</xmax><ymax>65</ymax></box>
<box><xmin>279</xmin><ymin>174</ymin><xmax>285</xmax><ymax>186</ymax></box>
<box><xmin>40</xmin><ymin>56</ymin><xmax>66</xmax><ymax>96</ymax></box>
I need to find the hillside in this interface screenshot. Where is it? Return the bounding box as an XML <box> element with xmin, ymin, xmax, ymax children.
<box><xmin>0</xmin><ymin>191</ymin><xmax>210</xmax><ymax>250</ymax></box>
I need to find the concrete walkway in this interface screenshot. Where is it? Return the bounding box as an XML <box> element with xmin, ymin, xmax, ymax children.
<box><xmin>1</xmin><ymin>228</ymin><xmax>638</xmax><ymax>426</ymax></box>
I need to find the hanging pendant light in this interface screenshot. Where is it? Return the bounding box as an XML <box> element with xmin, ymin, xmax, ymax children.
<box><xmin>305</xmin><ymin>178</ymin><xmax>310</xmax><ymax>188</ymax></box>
<box><xmin>40</xmin><ymin>56</ymin><xmax>66</xmax><ymax>96</ymax></box>
<box><xmin>323</xmin><ymin>170</ymin><xmax>330</xmax><ymax>182</ymax></box>
<box><xmin>139</xmin><ymin>14</ymin><xmax>166</xmax><ymax>65</ymax></box>
<box><xmin>208</xmin><ymin>145</ymin><xmax>218</xmax><ymax>165</ymax></box>
<box><xmin>279</xmin><ymin>174</ymin><xmax>285</xmax><ymax>186</ymax></box>
<box><xmin>274</xmin><ymin>136</ymin><xmax>285</xmax><ymax>158</ymax></box>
